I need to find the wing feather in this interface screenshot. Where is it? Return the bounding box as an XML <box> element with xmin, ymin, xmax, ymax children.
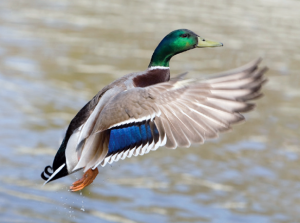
<box><xmin>76</xmin><ymin>59</ymin><xmax>267</xmax><ymax>170</ymax></box>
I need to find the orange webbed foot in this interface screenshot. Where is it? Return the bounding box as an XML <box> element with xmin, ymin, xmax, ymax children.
<box><xmin>70</xmin><ymin>168</ymin><xmax>99</xmax><ymax>192</ymax></box>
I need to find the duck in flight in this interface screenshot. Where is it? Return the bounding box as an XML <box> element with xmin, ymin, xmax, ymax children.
<box><xmin>41</xmin><ymin>29</ymin><xmax>267</xmax><ymax>191</ymax></box>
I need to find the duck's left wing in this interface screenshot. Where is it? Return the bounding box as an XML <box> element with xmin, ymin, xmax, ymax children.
<box><xmin>88</xmin><ymin>61</ymin><xmax>267</xmax><ymax>168</ymax></box>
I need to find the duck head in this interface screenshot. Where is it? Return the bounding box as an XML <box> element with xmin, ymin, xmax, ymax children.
<box><xmin>148</xmin><ymin>29</ymin><xmax>223</xmax><ymax>67</ymax></box>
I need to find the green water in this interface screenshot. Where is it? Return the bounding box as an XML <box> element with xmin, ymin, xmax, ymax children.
<box><xmin>0</xmin><ymin>0</ymin><xmax>300</xmax><ymax>222</ymax></box>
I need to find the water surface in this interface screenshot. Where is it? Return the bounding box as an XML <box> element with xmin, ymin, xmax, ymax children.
<box><xmin>1</xmin><ymin>0</ymin><xmax>300</xmax><ymax>222</ymax></box>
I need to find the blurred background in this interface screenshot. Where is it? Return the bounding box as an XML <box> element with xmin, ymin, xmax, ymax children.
<box><xmin>0</xmin><ymin>0</ymin><xmax>299</xmax><ymax>222</ymax></box>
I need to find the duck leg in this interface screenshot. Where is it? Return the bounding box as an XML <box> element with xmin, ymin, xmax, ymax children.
<box><xmin>70</xmin><ymin>168</ymin><xmax>99</xmax><ymax>192</ymax></box>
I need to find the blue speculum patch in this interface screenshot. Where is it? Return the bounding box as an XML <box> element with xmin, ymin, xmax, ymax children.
<box><xmin>107</xmin><ymin>121</ymin><xmax>159</xmax><ymax>156</ymax></box>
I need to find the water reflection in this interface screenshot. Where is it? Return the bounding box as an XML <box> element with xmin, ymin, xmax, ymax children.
<box><xmin>0</xmin><ymin>0</ymin><xmax>300</xmax><ymax>222</ymax></box>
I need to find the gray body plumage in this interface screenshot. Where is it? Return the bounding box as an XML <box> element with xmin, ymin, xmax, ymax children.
<box><xmin>60</xmin><ymin>58</ymin><xmax>267</xmax><ymax>174</ymax></box>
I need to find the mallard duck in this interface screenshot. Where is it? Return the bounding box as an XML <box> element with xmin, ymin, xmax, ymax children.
<box><xmin>41</xmin><ymin>29</ymin><xmax>267</xmax><ymax>191</ymax></box>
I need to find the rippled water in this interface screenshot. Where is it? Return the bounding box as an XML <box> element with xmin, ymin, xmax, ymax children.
<box><xmin>1</xmin><ymin>0</ymin><xmax>300</xmax><ymax>222</ymax></box>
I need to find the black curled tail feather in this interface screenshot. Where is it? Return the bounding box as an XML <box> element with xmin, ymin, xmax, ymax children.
<box><xmin>41</xmin><ymin>165</ymin><xmax>53</xmax><ymax>181</ymax></box>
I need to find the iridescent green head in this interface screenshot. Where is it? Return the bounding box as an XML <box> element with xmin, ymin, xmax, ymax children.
<box><xmin>148</xmin><ymin>29</ymin><xmax>223</xmax><ymax>68</ymax></box>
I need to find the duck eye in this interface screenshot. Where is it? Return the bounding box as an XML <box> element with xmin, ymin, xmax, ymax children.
<box><xmin>181</xmin><ymin>34</ymin><xmax>189</xmax><ymax>38</ymax></box>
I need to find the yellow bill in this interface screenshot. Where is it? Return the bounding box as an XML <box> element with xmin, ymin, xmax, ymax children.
<box><xmin>197</xmin><ymin>36</ymin><xmax>223</xmax><ymax>48</ymax></box>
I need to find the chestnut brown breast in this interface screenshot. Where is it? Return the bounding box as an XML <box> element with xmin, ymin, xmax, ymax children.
<box><xmin>133</xmin><ymin>68</ymin><xmax>170</xmax><ymax>87</ymax></box>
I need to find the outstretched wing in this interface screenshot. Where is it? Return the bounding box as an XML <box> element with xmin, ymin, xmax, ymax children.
<box><xmin>77</xmin><ymin>59</ymin><xmax>267</xmax><ymax>171</ymax></box>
